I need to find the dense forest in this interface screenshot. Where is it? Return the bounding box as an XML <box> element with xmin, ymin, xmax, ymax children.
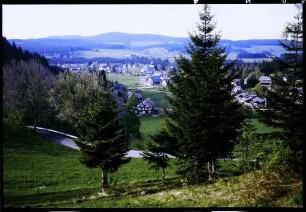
<box><xmin>3</xmin><ymin>37</ymin><xmax>64</xmax><ymax>74</ymax></box>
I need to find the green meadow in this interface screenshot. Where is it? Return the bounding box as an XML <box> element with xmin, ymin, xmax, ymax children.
<box><xmin>3</xmin><ymin>87</ymin><xmax>289</xmax><ymax>208</ymax></box>
<box><xmin>3</xmin><ymin>112</ymin><xmax>301</xmax><ymax>208</ymax></box>
<box><xmin>3</xmin><ymin>123</ymin><xmax>178</xmax><ymax>208</ymax></box>
<box><xmin>107</xmin><ymin>74</ymin><xmax>140</xmax><ymax>88</ymax></box>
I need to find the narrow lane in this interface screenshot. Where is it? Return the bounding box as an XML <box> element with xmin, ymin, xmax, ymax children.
<box><xmin>32</xmin><ymin>127</ymin><xmax>145</xmax><ymax>158</ymax></box>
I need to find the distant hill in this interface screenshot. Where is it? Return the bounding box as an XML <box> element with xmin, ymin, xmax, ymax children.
<box><xmin>8</xmin><ymin>32</ymin><xmax>286</xmax><ymax>61</ymax></box>
<box><xmin>9</xmin><ymin>32</ymin><xmax>189</xmax><ymax>53</ymax></box>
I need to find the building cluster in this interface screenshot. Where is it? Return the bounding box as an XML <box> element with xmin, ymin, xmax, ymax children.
<box><xmin>52</xmin><ymin>61</ymin><xmax>175</xmax><ymax>76</ymax></box>
<box><xmin>232</xmin><ymin>77</ymin><xmax>268</xmax><ymax>108</ymax></box>
<box><xmin>127</xmin><ymin>92</ymin><xmax>159</xmax><ymax>116</ymax></box>
<box><xmin>138</xmin><ymin>65</ymin><xmax>176</xmax><ymax>88</ymax></box>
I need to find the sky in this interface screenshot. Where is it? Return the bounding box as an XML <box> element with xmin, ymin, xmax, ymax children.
<box><xmin>2</xmin><ymin>4</ymin><xmax>298</xmax><ymax>40</ymax></box>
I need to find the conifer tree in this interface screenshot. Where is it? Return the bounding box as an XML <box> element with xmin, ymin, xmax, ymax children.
<box><xmin>258</xmin><ymin>5</ymin><xmax>303</xmax><ymax>173</ymax></box>
<box><xmin>142</xmin><ymin>128</ymin><xmax>176</xmax><ymax>183</ymax></box>
<box><xmin>75</xmin><ymin>89</ymin><xmax>130</xmax><ymax>193</ymax></box>
<box><xmin>123</xmin><ymin>95</ymin><xmax>141</xmax><ymax>147</ymax></box>
<box><xmin>165</xmin><ymin>5</ymin><xmax>245</xmax><ymax>182</ymax></box>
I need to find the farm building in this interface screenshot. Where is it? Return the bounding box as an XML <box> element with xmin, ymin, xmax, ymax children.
<box><xmin>137</xmin><ymin>98</ymin><xmax>156</xmax><ymax>115</ymax></box>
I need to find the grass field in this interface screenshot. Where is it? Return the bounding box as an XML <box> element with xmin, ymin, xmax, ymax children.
<box><xmin>3</xmin><ymin>107</ymin><xmax>289</xmax><ymax>208</ymax></box>
<box><xmin>107</xmin><ymin>74</ymin><xmax>140</xmax><ymax>88</ymax></box>
<box><xmin>132</xmin><ymin>110</ymin><xmax>281</xmax><ymax>150</ymax></box>
<box><xmin>55</xmin><ymin>171</ymin><xmax>302</xmax><ymax>208</ymax></box>
<box><xmin>130</xmin><ymin>116</ymin><xmax>165</xmax><ymax>150</ymax></box>
<box><xmin>4</xmin><ymin>115</ymin><xmax>301</xmax><ymax>208</ymax></box>
<box><xmin>3</xmin><ymin>123</ymin><xmax>179</xmax><ymax>207</ymax></box>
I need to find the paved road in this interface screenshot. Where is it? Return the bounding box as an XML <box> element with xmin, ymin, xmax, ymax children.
<box><xmin>35</xmin><ymin>128</ymin><xmax>145</xmax><ymax>158</ymax></box>
<box><xmin>36</xmin><ymin>129</ymin><xmax>80</xmax><ymax>150</ymax></box>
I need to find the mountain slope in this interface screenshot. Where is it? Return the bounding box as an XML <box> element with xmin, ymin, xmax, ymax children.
<box><xmin>8</xmin><ymin>32</ymin><xmax>285</xmax><ymax>60</ymax></box>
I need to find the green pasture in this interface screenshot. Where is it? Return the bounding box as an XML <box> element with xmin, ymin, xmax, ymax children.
<box><xmin>3</xmin><ymin>108</ymin><xmax>287</xmax><ymax>208</ymax></box>
<box><xmin>130</xmin><ymin>116</ymin><xmax>165</xmax><ymax>150</ymax></box>
<box><xmin>3</xmin><ymin>123</ymin><xmax>178</xmax><ymax>207</ymax></box>
<box><xmin>107</xmin><ymin>74</ymin><xmax>140</xmax><ymax>88</ymax></box>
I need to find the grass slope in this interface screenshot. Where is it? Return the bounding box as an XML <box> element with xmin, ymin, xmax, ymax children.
<box><xmin>107</xmin><ymin>74</ymin><xmax>140</xmax><ymax>88</ymax></box>
<box><xmin>130</xmin><ymin>116</ymin><xmax>165</xmax><ymax>150</ymax></box>
<box><xmin>58</xmin><ymin>172</ymin><xmax>302</xmax><ymax>208</ymax></box>
<box><xmin>4</xmin><ymin>111</ymin><xmax>298</xmax><ymax>208</ymax></box>
<box><xmin>3</xmin><ymin>122</ymin><xmax>301</xmax><ymax>208</ymax></box>
<box><xmin>3</xmin><ymin>123</ymin><xmax>178</xmax><ymax>208</ymax></box>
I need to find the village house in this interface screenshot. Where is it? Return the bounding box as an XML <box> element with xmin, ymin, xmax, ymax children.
<box><xmin>141</xmin><ymin>64</ymin><xmax>155</xmax><ymax>75</ymax></box>
<box><xmin>231</xmin><ymin>78</ymin><xmax>241</xmax><ymax>86</ymax></box>
<box><xmin>258</xmin><ymin>76</ymin><xmax>272</xmax><ymax>89</ymax></box>
<box><xmin>134</xmin><ymin>92</ymin><xmax>143</xmax><ymax>101</ymax></box>
<box><xmin>139</xmin><ymin>76</ymin><xmax>149</xmax><ymax>87</ymax></box>
<box><xmin>111</xmin><ymin>82</ymin><xmax>125</xmax><ymax>97</ymax></box>
<box><xmin>232</xmin><ymin>85</ymin><xmax>242</xmax><ymax>94</ymax></box>
<box><xmin>137</xmin><ymin>98</ymin><xmax>156</xmax><ymax>115</ymax></box>
<box><xmin>146</xmin><ymin>76</ymin><xmax>162</xmax><ymax>87</ymax></box>
<box><xmin>161</xmin><ymin>78</ymin><xmax>170</xmax><ymax>87</ymax></box>
<box><xmin>153</xmin><ymin>71</ymin><xmax>162</xmax><ymax>77</ymax></box>
<box><xmin>250</xmin><ymin>97</ymin><xmax>266</xmax><ymax>108</ymax></box>
<box><xmin>235</xmin><ymin>92</ymin><xmax>266</xmax><ymax>108</ymax></box>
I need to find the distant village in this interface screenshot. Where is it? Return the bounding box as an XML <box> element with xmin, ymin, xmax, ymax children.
<box><xmin>53</xmin><ymin>61</ymin><xmax>302</xmax><ymax>117</ymax></box>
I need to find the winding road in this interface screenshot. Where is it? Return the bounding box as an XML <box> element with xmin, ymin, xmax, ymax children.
<box><xmin>30</xmin><ymin>126</ymin><xmax>145</xmax><ymax>158</ymax></box>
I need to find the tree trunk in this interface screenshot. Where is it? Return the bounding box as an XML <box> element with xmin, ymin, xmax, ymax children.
<box><xmin>34</xmin><ymin>117</ymin><xmax>37</xmax><ymax>132</ymax></box>
<box><xmin>101</xmin><ymin>169</ymin><xmax>109</xmax><ymax>193</ymax></box>
<box><xmin>207</xmin><ymin>157</ymin><xmax>216</xmax><ymax>180</ymax></box>
<box><xmin>162</xmin><ymin>152</ymin><xmax>165</xmax><ymax>184</ymax></box>
<box><xmin>162</xmin><ymin>167</ymin><xmax>165</xmax><ymax>184</ymax></box>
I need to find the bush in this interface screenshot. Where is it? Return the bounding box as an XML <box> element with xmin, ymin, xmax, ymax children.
<box><xmin>3</xmin><ymin>107</ymin><xmax>25</xmax><ymax>127</ymax></box>
<box><xmin>262</xmin><ymin>140</ymin><xmax>293</xmax><ymax>174</ymax></box>
<box><xmin>231</xmin><ymin>124</ymin><xmax>266</xmax><ymax>173</ymax></box>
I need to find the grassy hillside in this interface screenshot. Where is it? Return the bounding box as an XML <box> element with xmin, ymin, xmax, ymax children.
<box><xmin>3</xmin><ymin>121</ymin><xmax>301</xmax><ymax>208</ymax></box>
<box><xmin>54</xmin><ymin>171</ymin><xmax>303</xmax><ymax>208</ymax></box>
<box><xmin>3</xmin><ymin>123</ymin><xmax>178</xmax><ymax>208</ymax></box>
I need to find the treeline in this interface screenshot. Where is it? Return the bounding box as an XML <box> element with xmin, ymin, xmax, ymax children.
<box><xmin>49</xmin><ymin>55</ymin><xmax>171</xmax><ymax>66</ymax></box>
<box><xmin>3</xmin><ymin>37</ymin><xmax>64</xmax><ymax>74</ymax></box>
<box><xmin>237</xmin><ymin>52</ymin><xmax>272</xmax><ymax>59</ymax></box>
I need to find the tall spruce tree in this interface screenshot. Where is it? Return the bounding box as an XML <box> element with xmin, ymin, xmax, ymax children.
<box><xmin>258</xmin><ymin>5</ymin><xmax>303</xmax><ymax>172</ymax></box>
<box><xmin>165</xmin><ymin>5</ymin><xmax>245</xmax><ymax>182</ymax></box>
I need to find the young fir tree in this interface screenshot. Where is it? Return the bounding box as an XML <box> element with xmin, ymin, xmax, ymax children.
<box><xmin>74</xmin><ymin>89</ymin><xmax>130</xmax><ymax>193</ymax></box>
<box><xmin>141</xmin><ymin>128</ymin><xmax>176</xmax><ymax>183</ymax></box>
<box><xmin>258</xmin><ymin>5</ymin><xmax>303</xmax><ymax>173</ymax></box>
<box><xmin>123</xmin><ymin>95</ymin><xmax>141</xmax><ymax>147</ymax></box>
<box><xmin>165</xmin><ymin>5</ymin><xmax>245</xmax><ymax>183</ymax></box>
<box><xmin>231</xmin><ymin>120</ymin><xmax>265</xmax><ymax>173</ymax></box>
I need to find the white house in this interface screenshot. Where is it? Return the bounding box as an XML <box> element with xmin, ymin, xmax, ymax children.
<box><xmin>146</xmin><ymin>76</ymin><xmax>162</xmax><ymax>87</ymax></box>
<box><xmin>161</xmin><ymin>78</ymin><xmax>170</xmax><ymax>87</ymax></box>
<box><xmin>137</xmin><ymin>98</ymin><xmax>156</xmax><ymax>115</ymax></box>
<box><xmin>259</xmin><ymin>76</ymin><xmax>272</xmax><ymax>89</ymax></box>
<box><xmin>232</xmin><ymin>85</ymin><xmax>242</xmax><ymax>94</ymax></box>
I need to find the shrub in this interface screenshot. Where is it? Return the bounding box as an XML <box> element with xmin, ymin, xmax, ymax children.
<box><xmin>231</xmin><ymin>124</ymin><xmax>266</xmax><ymax>173</ymax></box>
